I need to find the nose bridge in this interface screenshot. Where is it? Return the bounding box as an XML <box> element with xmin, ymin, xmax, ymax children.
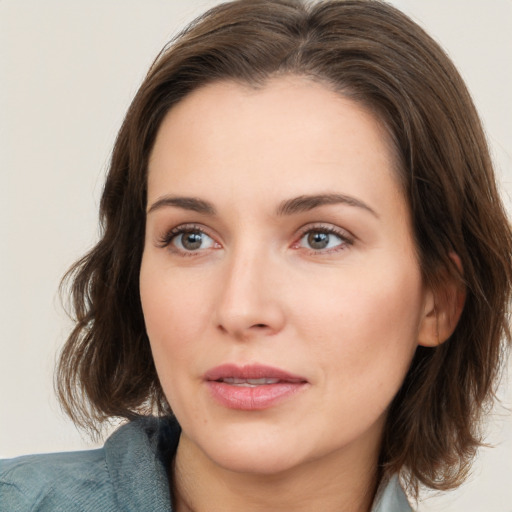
<box><xmin>215</xmin><ymin>239</ymin><xmax>284</xmax><ymax>337</ymax></box>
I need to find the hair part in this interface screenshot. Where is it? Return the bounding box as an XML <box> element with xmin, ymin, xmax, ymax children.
<box><xmin>56</xmin><ymin>0</ymin><xmax>512</xmax><ymax>496</ymax></box>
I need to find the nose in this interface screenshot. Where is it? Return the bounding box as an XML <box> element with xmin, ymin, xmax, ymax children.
<box><xmin>215</xmin><ymin>248</ymin><xmax>286</xmax><ymax>340</ymax></box>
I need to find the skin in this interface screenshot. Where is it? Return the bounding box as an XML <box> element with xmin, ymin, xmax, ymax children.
<box><xmin>140</xmin><ymin>76</ymin><xmax>440</xmax><ymax>512</ymax></box>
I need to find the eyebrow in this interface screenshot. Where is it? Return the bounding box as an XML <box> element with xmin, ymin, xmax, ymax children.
<box><xmin>147</xmin><ymin>196</ymin><xmax>216</xmax><ymax>215</ymax></box>
<box><xmin>276</xmin><ymin>193</ymin><xmax>378</xmax><ymax>217</ymax></box>
<box><xmin>146</xmin><ymin>193</ymin><xmax>378</xmax><ymax>218</ymax></box>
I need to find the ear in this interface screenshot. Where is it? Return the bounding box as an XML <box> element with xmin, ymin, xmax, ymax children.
<box><xmin>417</xmin><ymin>253</ymin><xmax>466</xmax><ymax>347</ymax></box>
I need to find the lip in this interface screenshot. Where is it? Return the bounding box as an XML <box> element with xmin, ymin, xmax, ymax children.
<box><xmin>204</xmin><ymin>364</ymin><xmax>308</xmax><ymax>411</ymax></box>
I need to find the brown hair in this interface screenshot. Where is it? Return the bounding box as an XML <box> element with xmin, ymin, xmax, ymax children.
<box><xmin>57</xmin><ymin>0</ymin><xmax>512</xmax><ymax>495</ymax></box>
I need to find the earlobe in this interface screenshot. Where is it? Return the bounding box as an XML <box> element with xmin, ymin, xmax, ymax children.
<box><xmin>417</xmin><ymin>254</ymin><xmax>466</xmax><ymax>348</ymax></box>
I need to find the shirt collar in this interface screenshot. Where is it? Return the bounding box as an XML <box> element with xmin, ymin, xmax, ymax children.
<box><xmin>371</xmin><ymin>474</ymin><xmax>413</xmax><ymax>512</ymax></box>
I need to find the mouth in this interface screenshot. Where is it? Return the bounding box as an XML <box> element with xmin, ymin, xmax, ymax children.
<box><xmin>216</xmin><ymin>377</ymin><xmax>283</xmax><ymax>387</ymax></box>
<box><xmin>204</xmin><ymin>364</ymin><xmax>308</xmax><ymax>410</ymax></box>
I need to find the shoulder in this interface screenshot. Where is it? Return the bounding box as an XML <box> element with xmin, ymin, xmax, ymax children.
<box><xmin>0</xmin><ymin>416</ymin><xmax>180</xmax><ymax>512</ymax></box>
<box><xmin>0</xmin><ymin>447</ymin><xmax>114</xmax><ymax>512</ymax></box>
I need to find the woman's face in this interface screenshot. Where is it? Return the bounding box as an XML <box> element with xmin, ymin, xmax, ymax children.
<box><xmin>140</xmin><ymin>77</ymin><xmax>432</xmax><ymax>475</ymax></box>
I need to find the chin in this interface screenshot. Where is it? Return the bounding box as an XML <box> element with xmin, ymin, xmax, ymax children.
<box><xmin>208</xmin><ymin>442</ymin><xmax>305</xmax><ymax>476</ymax></box>
<box><xmin>185</xmin><ymin>419</ymin><xmax>308</xmax><ymax>475</ymax></box>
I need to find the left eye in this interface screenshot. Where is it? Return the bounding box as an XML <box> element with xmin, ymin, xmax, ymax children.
<box><xmin>171</xmin><ymin>230</ymin><xmax>216</xmax><ymax>251</ymax></box>
<box><xmin>299</xmin><ymin>230</ymin><xmax>345</xmax><ymax>251</ymax></box>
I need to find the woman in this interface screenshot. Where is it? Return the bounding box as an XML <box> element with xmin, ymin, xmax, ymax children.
<box><xmin>1</xmin><ymin>1</ymin><xmax>511</xmax><ymax>511</ymax></box>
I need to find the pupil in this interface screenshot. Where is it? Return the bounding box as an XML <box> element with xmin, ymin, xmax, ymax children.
<box><xmin>182</xmin><ymin>231</ymin><xmax>203</xmax><ymax>250</ymax></box>
<box><xmin>308</xmin><ymin>232</ymin><xmax>329</xmax><ymax>249</ymax></box>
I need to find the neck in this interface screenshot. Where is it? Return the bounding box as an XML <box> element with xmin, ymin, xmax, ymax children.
<box><xmin>171</xmin><ymin>432</ymin><xmax>381</xmax><ymax>512</ymax></box>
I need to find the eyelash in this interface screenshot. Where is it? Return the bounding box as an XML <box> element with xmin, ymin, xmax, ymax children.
<box><xmin>157</xmin><ymin>223</ymin><xmax>217</xmax><ymax>256</ymax></box>
<box><xmin>157</xmin><ymin>223</ymin><xmax>353</xmax><ymax>256</ymax></box>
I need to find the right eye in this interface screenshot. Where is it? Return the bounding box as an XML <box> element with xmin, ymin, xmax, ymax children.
<box><xmin>170</xmin><ymin>229</ymin><xmax>216</xmax><ymax>252</ymax></box>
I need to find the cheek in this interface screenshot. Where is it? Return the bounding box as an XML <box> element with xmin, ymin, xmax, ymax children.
<box><xmin>140</xmin><ymin>272</ymin><xmax>209</xmax><ymax>418</ymax></box>
<box><xmin>139</xmin><ymin>261</ymin><xmax>211</xmax><ymax>380</ymax></box>
<box><xmin>294</xmin><ymin>259</ymin><xmax>424</xmax><ymax>394</ymax></box>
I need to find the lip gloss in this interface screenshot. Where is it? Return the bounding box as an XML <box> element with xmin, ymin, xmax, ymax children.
<box><xmin>204</xmin><ymin>364</ymin><xmax>308</xmax><ymax>410</ymax></box>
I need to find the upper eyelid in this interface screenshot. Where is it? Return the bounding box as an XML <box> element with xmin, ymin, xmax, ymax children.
<box><xmin>295</xmin><ymin>222</ymin><xmax>354</xmax><ymax>240</ymax></box>
<box><xmin>164</xmin><ymin>222</ymin><xmax>214</xmax><ymax>236</ymax></box>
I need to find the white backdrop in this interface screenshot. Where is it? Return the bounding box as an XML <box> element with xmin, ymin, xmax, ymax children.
<box><xmin>1</xmin><ymin>1</ymin><xmax>511</xmax><ymax>511</ymax></box>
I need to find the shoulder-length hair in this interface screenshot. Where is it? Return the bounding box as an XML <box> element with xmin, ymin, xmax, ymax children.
<box><xmin>57</xmin><ymin>0</ymin><xmax>512</xmax><ymax>495</ymax></box>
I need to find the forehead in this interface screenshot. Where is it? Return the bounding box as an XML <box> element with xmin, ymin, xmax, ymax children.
<box><xmin>147</xmin><ymin>76</ymin><xmax>404</xmax><ymax>217</ymax></box>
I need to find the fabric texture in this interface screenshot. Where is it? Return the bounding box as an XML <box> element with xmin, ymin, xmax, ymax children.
<box><xmin>0</xmin><ymin>416</ymin><xmax>412</xmax><ymax>511</ymax></box>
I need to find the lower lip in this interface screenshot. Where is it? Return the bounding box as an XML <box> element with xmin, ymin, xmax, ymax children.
<box><xmin>206</xmin><ymin>381</ymin><xmax>307</xmax><ymax>410</ymax></box>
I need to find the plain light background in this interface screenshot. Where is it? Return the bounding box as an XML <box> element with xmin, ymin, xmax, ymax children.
<box><xmin>1</xmin><ymin>1</ymin><xmax>511</xmax><ymax>510</ymax></box>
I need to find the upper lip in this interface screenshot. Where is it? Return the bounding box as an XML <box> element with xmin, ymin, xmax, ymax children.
<box><xmin>204</xmin><ymin>364</ymin><xmax>308</xmax><ymax>383</ymax></box>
